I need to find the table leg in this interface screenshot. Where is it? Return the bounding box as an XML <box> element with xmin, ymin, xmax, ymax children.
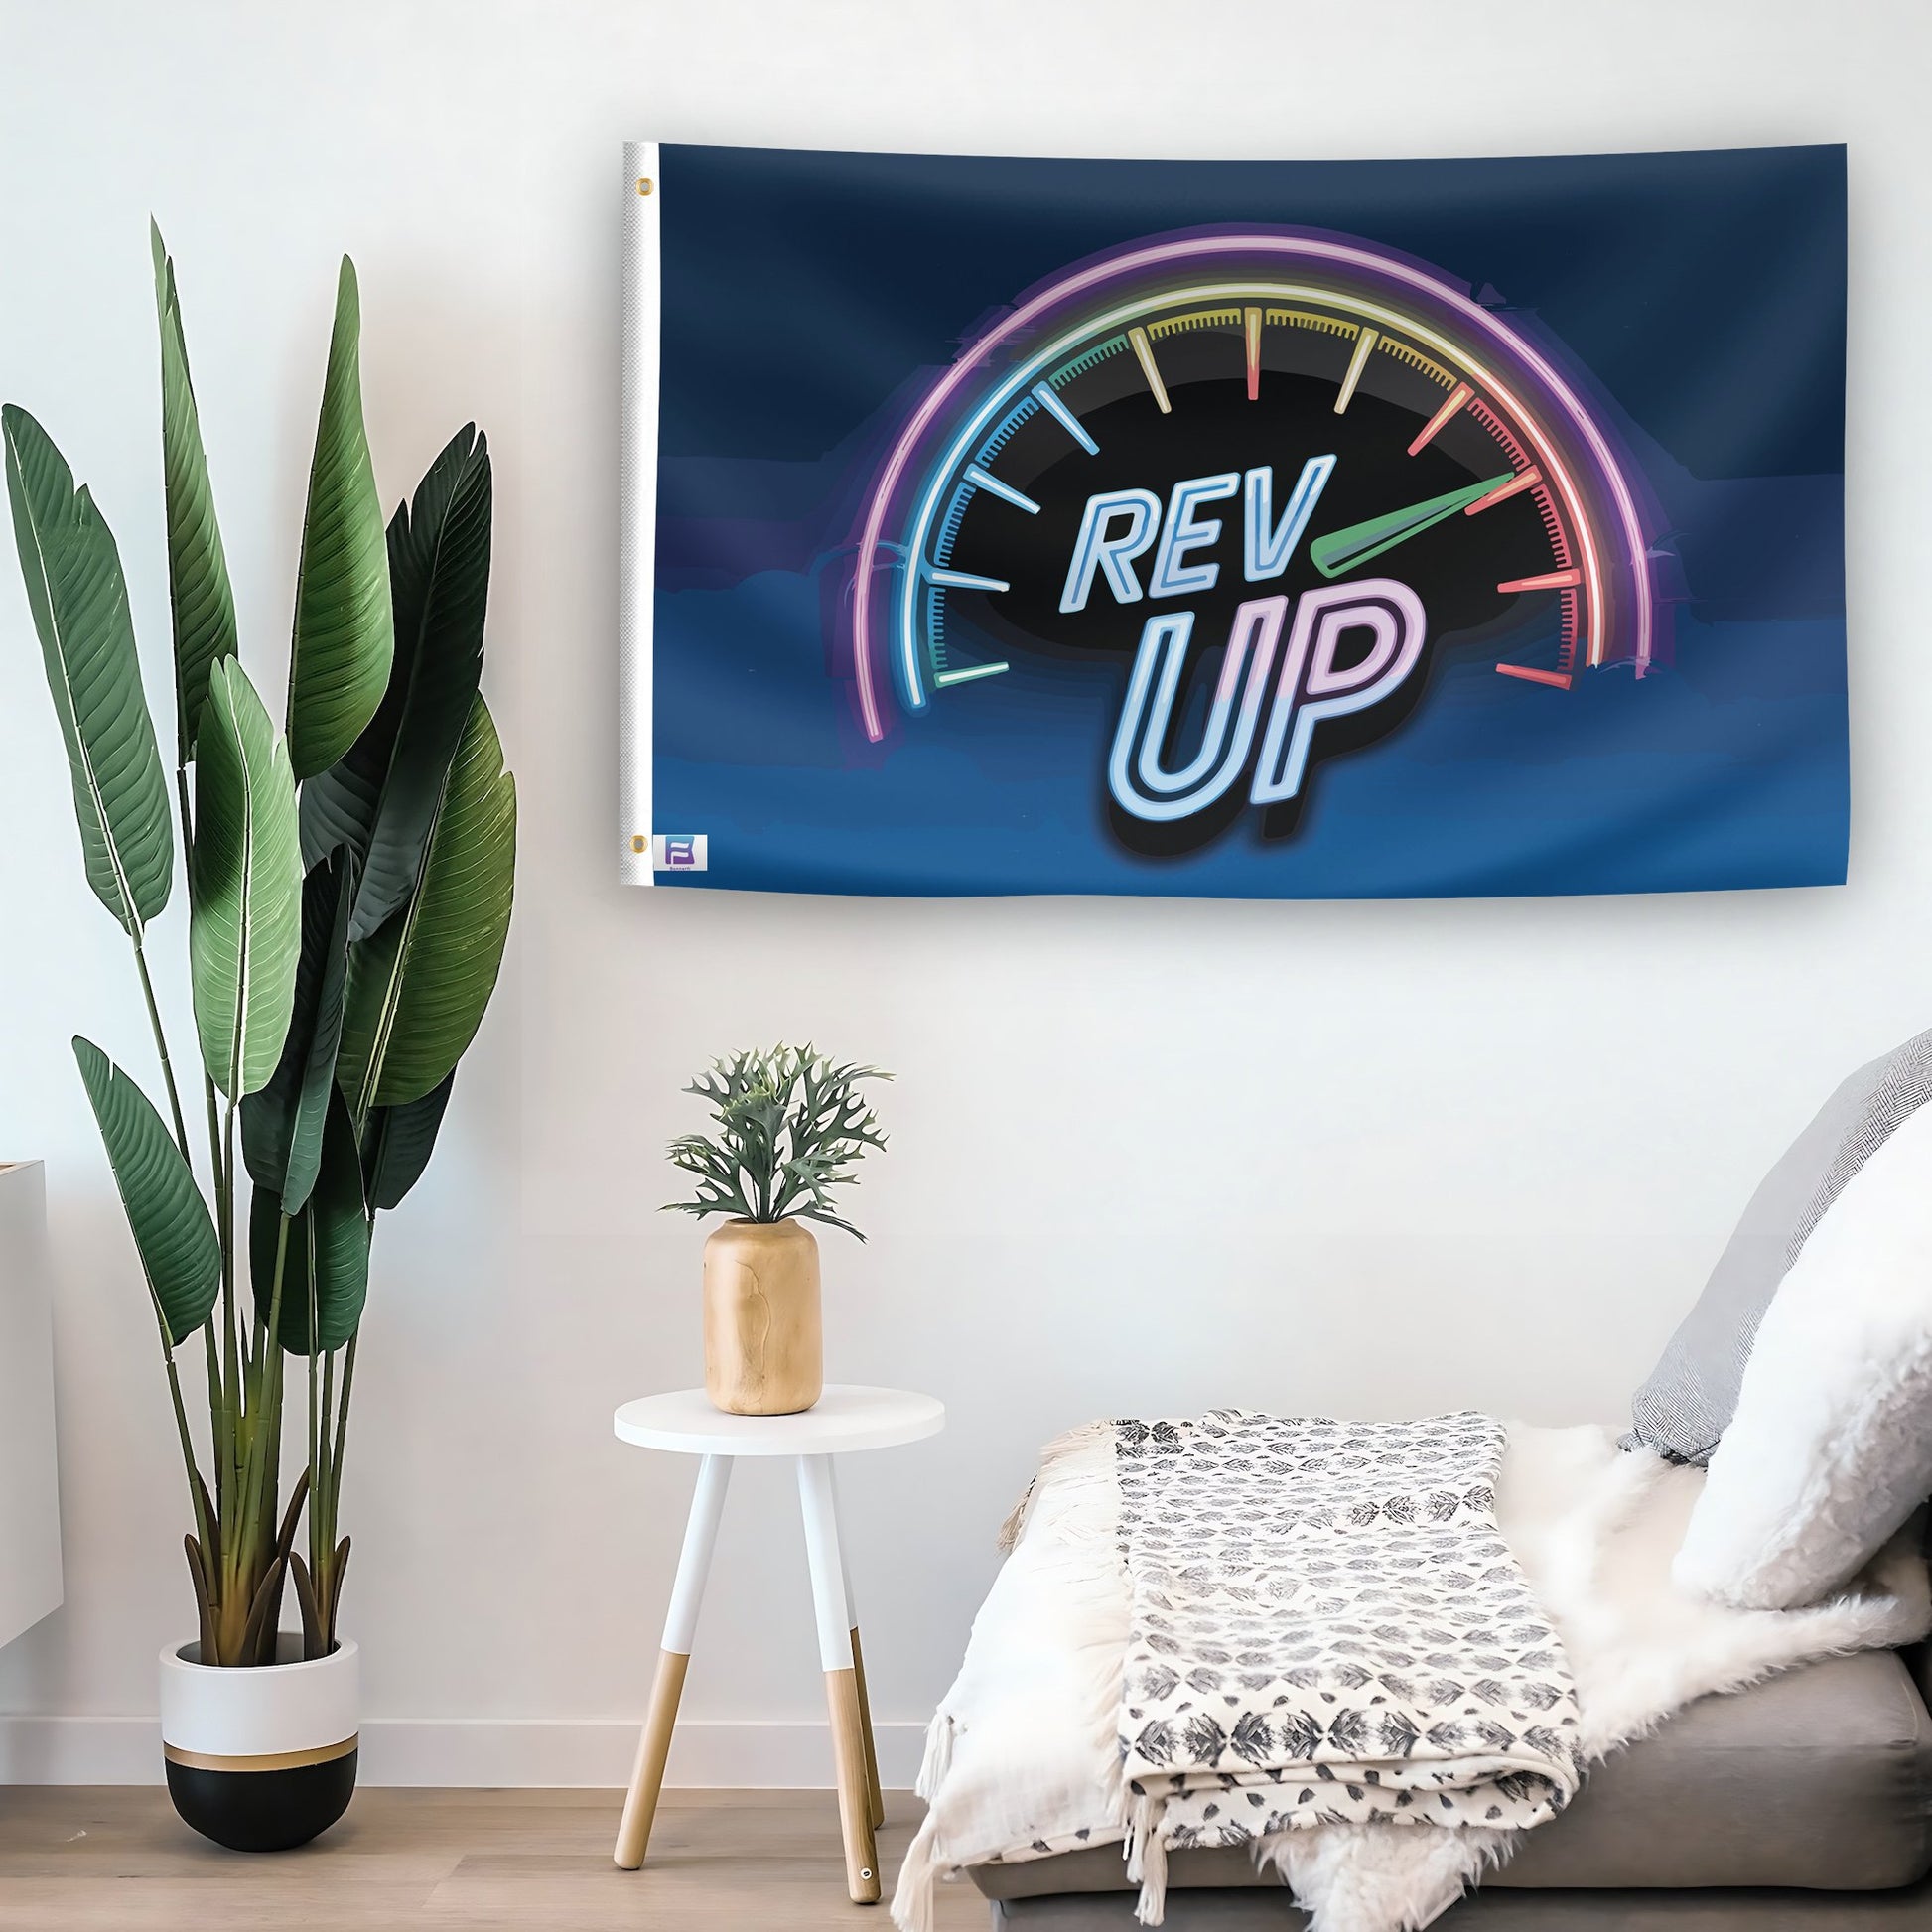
<box><xmin>798</xmin><ymin>1453</ymin><xmax>881</xmax><ymax>1904</ymax></box>
<box><xmin>614</xmin><ymin>1453</ymin><xmax>733</xmax><ymax>1870</ymax></box>
<box><xmin>829</xmin><ymin>1461</ymin><xmax>886</xmax><ymax>1830</ymax></box>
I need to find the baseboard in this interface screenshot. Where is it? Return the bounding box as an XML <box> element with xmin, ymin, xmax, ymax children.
<box><xmin>0</xmin><ymin>1715</ymin><xmax>929</xmax><ymax>1788</ymax></box>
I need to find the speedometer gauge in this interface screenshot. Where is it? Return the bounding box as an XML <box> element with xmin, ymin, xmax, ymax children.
<box><xmin>849</xmin><ymin>228</ymin><xmax>1657</xmax><ymax>834</ymax></box>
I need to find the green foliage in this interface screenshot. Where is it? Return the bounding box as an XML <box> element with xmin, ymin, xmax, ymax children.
<box><xmin>152</xmin><ymin>223</ymin><xmax>237</xmax><ymax>761</ymax></box>
<box><xmin>190</xmin><ymin>658</ymin><xmax>304</xmax><ymax>1100</ymax></box>
<box><xmin>287</xmin><ymin>259</ymin><xmax>392</xmax><ymax>780</ymax></box>
<box><xmin>241</xmin><ymin>847</ymin><xmax>354</xmax><ymax>1214</ymax></box>
<box><xmin>361</xmin><ymin>1071</ymin><xmax>455</xmax><ymax>1212</ymax></box>
<box><xmin>250</xmin><ymin>1089</ymin><xmax>369</xmax><ymax>1356</ymax></box>
<box><xmin>5</xmin><ymin>231</ymin><xmax>512</xmax><ymax>1664</ymax></box>
<box><xmin>665</xmin><ymin>1044</ymin><xmax>890</xmax><ymax>1240</ymax></box>
<box><xmin>72</xmin><ymin>1037</ymin><xmax>220</xmax><ymax>1347</ymax></box>
<box><xmin>302</xmin><ymin>425</ymin><xmax>490</xmax><ymax>939</ymax></box>
<box><xmin>337</xmin><ymin>694</ymin><xmax>516</xmax><ymax>1114</ymax></box>
<box><xmin>3</xmin><ymin>403</ymin><xmax>174</xmax><ymax>938</ymax></box>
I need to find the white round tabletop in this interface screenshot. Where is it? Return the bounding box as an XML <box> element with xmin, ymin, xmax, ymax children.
<box><xmin>613</xmin><ymin>1384</ymin><xmax>945</xmax><ymax>1457</ymax></box>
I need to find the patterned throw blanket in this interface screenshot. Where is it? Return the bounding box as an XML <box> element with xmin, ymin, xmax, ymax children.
<box><xmin>1114</xmin><ymin>1412</ymin><xmax>1584</xmax><ymax>1918</ymax></box>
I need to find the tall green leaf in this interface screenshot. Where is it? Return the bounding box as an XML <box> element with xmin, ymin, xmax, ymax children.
<box><xmin>287</xmin><ymin>258</ymin><xmax>392</xmax><ymax>780</ymax></box>
<box><xmin>190</xmin><ymin>658</ymin><xmax>302</xmax><ymax>1098</ymax></box>
<box><xmin>241</xmin><ymin>848</ymin><xmax>354</xmax><ymax>1213</ymax></box>
<box><xmin>3</xmin><ymin>405</ymin><xmax>174</xmax><ymax>935</ymax></box>
<box><xmin>301</xmin><ymin>425</ymin><xmax>490</xmax><ymax>940</ymax></box>
<box><xmin>339</xmin><ymin>695</ymin><xmax>514</xmax><ymax>1115</ymax></box>
<box><xmin>73</xmin><ymin>1036</ymin><xmax>219</xmax><ymax>1347</ymax></box>
<box><xmin>250</xmin><ymin>1088</ymin><xmax>369</xmax><ymax>1355</ymax></box>
<box><xmin>151</xmin><ymin>223</ymin><xmax>237</xmax><ymax>761</ymax></box>
<box><xmin>362</xmin><ymin>1070</ymin><xmax>455</xmax><ymax>1212</ymax></box>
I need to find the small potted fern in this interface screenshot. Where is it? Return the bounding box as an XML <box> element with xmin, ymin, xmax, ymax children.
<box><xmin>665</xmin><ymin>1045</ymin><xmax>889</xmax><ymax>1415</ymax></box>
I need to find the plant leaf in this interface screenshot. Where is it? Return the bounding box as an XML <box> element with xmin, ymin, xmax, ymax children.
<box><xmin>361</xmin><ymin>1069</ymin><xmax>455</xmax><ymax>1212</ymax></box>
<box><xmin>326</xmin><ymin>1536</ymin><xmax>351</xmax><ymax>1653</ymax></box>
<box><xmin>3</xmin><ymin>405</ymin><xmax>174</xmax><ymax>936</ymax></box>
<box><xmin>289</xmin><ymin>1552</ymin><xmax>324</xmax><ymax>1659</ymax></box>
<box><xmin>301</xmin><ymin>427</ymin><xmax>490</xmax><ymax>945</ymax></box>
<box><xmin>663</xmin><ymin>1043</ymin><xmax>888</xmax><ymax>1233</ymax></box>
<box><xmin>287</xmin><ymin>258</ymin><xmax>392</xmax><ymax>780</ymax></box>
<box><xmin>184</xmin><ymin>1536</ymin><xmax>217</xmax><ymax>1661</ymax></box>
<box><xmin>338</xmin><ymin>694</ymin><xmax>515</xmax><ymax>1114</ymax></box>
<box><xmin>238</xmin><ymin>1556</ymin><xmax>287</xmax><ymax>1669</ymax></box>
<box><xmin>72</xmin><ymin>1036</ymin><xmax>219</xmax><ymax>1346</ymax></box>
<box><xmin>151</xmin><ymin>223</ymin><xmax>237</xmax><ymax>762</ymax></box>
<box><xmin>250</xmin><ymin>1087</ymin><xmax>369</xmax><ymax>1355</ymax></box>
<box><xmin>241</xmin><ymin>847</ymin><xmax>354</xmax><ymax>1212</ymax></box>
<box><xmin>190</xmin><ymin>658</ymin><xmax>303</xmax><ymax>1098</ymax></box>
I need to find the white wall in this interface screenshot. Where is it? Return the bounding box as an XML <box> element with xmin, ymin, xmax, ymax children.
<box><xmin>0</xmin><ymin>0</ymin><xmax>1927</xmax><ymax>1786</ymax></box>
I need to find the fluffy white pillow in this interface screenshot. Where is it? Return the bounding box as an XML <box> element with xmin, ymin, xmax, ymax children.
<box><xmin>1673</xmin><ymin>1097</ymin><xmax>1932</xmax><ymax>1610</ymax></box>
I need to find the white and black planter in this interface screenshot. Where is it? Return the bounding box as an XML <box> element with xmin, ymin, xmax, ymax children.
<box><xmin>159</xmin><ymin>1636</ymin><xmax>358</xmax><ymax>1852</ymax></box>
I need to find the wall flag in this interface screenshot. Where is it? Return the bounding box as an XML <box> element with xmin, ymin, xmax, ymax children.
<box><xmin>621</xmin><ymin>142</ymin><xmax>1847</xmax><ymax>899</ymax></box>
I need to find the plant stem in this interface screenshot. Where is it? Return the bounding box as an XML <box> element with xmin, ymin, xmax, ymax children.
<box><xmin>201</xmin><ymin>1077</ymin><xmax>230</xmax><ymax>1521</ymax></box>
<box><xmin>313</xmin><ymin>1345</ymin><xmax>337</xmax><ymax>1621</ymax></box>
<box><xmin>219</xmin><ymin>1212</ymin><xmax>288</xmax><ymax>1662</ymax></box>
<box><xmin>319</xmin><ymin>1333</ymin><xmax>356</xmax><ymax>1650</ymax></box>
<box><xmin>201</xmin><ymin>1318</ymin><xmax>225</xmax><ymax>1523</ymax></box>
<box><xmin>130</xmin><ymin>938</ymin><xmax>191</xmax><ymax>1168</ymax></box>
<box><xmin>162</xmin><ymin>1352</ymin><xmax>211</xmax><ymax>1553</ymax></box>
<box><xmin>332</xmin><ymin>1332</ymin><xmax>356</xmax><ymax>1490</ymax></box>
<box><xmin>219</xmin><ymin>1096</ymin><xmax>239</xmax><ymax>1431</ymax></box>
<box><xmin>307</xmin><ymin>1327</ymin><xmax>321</xmax><ymax>1547</ymax></box>
<box><xmin>239</xmin><ymin>1214</ymin><xmax>290</xmax><ymax>1579</ymax></box>
<box><xmin>215</xmin><ymin>1095</ymin><xmax>243</xmax><ymax>1587</ymax></box>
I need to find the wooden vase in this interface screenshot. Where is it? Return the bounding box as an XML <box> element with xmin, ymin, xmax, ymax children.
<box><xmin>702</xmin><ymin>1218</ymin><xmax>823</xmax><ymax>1416</ymax></box>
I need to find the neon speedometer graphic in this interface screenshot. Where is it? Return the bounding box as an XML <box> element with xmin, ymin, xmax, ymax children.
<box><xmin>848</xmin><ymin>228</ymin><xmax>1659</xmax><ymax>836</ymax></box>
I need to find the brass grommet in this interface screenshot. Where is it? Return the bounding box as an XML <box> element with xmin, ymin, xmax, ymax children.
<box><xmin>636</xmin><ymin>176</ymin><xmax>653</xmax><ymax>197</ymax></box>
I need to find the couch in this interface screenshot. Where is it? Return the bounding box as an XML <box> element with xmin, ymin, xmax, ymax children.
<box><xmin>968</xmin><ymin>1645</ymin><xmax>1932</xmax><ymax>1927</ymax></box>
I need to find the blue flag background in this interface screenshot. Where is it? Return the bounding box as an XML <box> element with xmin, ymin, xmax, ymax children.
<box><xmin>633</xmin><ymin>142</ymin><xmax>1848</xmax><ymax>899</ymax></box>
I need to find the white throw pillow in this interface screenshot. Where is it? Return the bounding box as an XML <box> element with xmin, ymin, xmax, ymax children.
<box><xmin>1673</xmin><ymin>1098</ymin><xmax>1932</xmax><ymax>1610</ymax></box>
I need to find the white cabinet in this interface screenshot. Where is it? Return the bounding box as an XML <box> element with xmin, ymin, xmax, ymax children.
<box><xmin>0</xmin><ymin>1163</ymin><xmax>62</xmax><ymax>1648</ymax></box>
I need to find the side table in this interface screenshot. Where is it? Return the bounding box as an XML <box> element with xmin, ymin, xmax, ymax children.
<box><xmin>610</xmin><ymin>1383</ymin><xmax>946</xmax><ymax>1903</ymax></box>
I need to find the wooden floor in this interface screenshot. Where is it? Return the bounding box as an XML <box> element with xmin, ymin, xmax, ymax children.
<box><xmin>0</xmin><ymin>1787</ymin><xmax>987</xmax><ymax>1930</ymax></box>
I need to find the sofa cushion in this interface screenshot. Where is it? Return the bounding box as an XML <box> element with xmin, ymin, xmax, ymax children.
<box><xmin>988</xmin><ymin>1878</ymin><xmax>1932</xmax><ymax>1927</ymax></box>
<box><xmin>970</xmin><ymin>1651</ymin><xmax>1932</xmax><ymax>1900</ymax></box>
<box><xmin>1624</xmin><ymin>1028</ymin><xmax>1932</xmax><ymax>1466</ymax></box>
<box><xmin>1670</xmin><ymin>1092</ymin><xmax>1932</xmax><ymax>1609</ymax></box>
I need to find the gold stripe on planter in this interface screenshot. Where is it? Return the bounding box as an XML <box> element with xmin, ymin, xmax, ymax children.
<box><xmin>163</xmin><ymin>1735</ymin><xmax>358</xmax><ymax>1774</ymax></box>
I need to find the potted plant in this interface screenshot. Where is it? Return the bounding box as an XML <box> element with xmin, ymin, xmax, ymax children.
<box><xmin>3</xmin><ymin>226</ymin><xmax>515</xmax><ymax>1850</ymax></box>
<box><xmin>665</xmin><ymin>1045</ymin><xmax>889</xmax><ymax>1415</ymax></box>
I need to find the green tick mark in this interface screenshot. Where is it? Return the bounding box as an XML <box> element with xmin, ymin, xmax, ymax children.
<box><xmin>1310</xmin><ymin>473</ymin><xmax>1515</xmax><ymax>580</ymax></box>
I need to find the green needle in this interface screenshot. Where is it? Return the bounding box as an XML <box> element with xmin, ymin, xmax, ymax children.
<box><xmin>1310</xmin><ymin>473</ymin><xmax>1516</xmax><ymax>580</ymax></box>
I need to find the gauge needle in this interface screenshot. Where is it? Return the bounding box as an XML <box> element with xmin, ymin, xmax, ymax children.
<box><xmin>1310</xmin><ymin>472</ymin><xmax>1515</xmax><ymax>580</ymax></box>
